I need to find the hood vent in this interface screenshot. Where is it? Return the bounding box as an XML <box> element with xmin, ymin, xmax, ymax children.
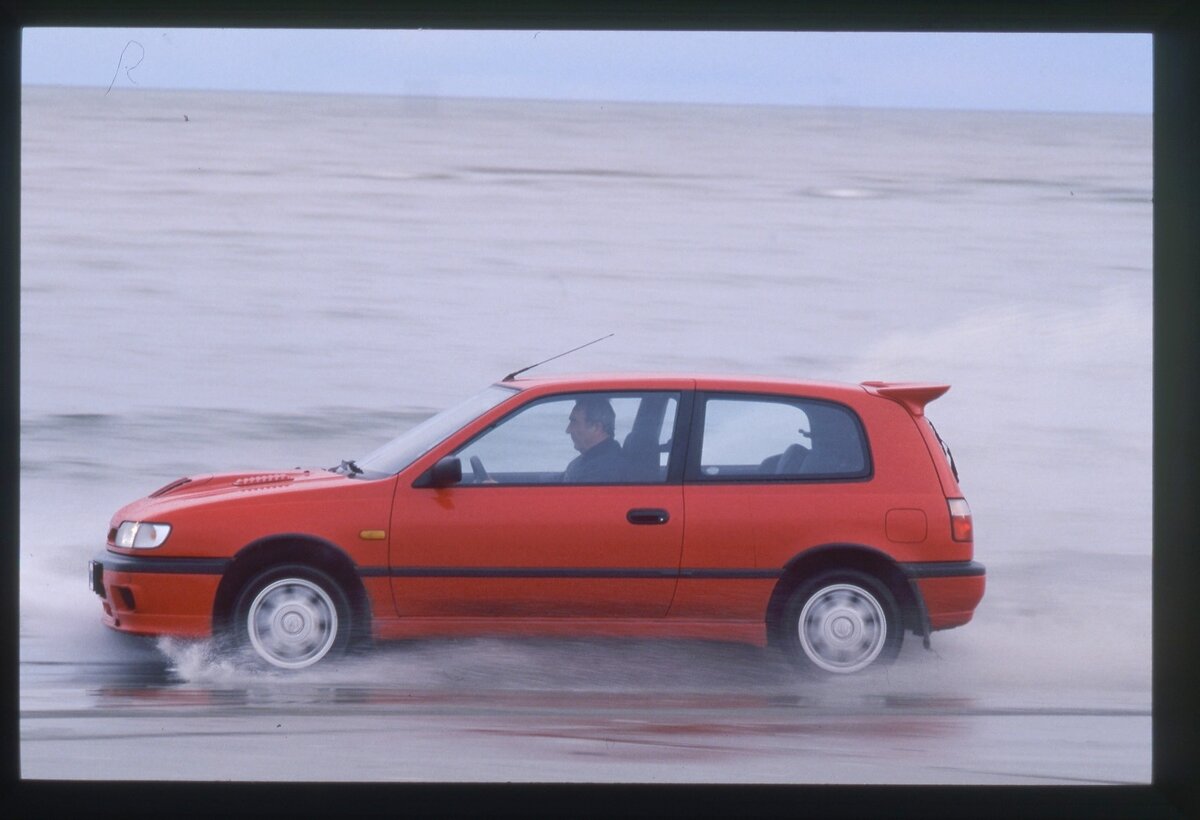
<box><xmin>234</xmin><ymin>473</ymin><xmax>296</xmax><ymax>488</ymax></box>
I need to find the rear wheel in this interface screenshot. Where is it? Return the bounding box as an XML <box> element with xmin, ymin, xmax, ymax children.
<box><xmin>234</xmin><ymin>565</ymin><xmax>350</xmax><ymax>669</ymax></box>
<box><xmin>781</xmin><ymin>570</ymin><xmax>902</xmax><ymax>675</ymax></box>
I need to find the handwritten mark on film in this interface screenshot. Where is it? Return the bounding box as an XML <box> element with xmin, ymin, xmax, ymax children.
<box><xmin>106</xmin><ymin>40</ymin><xmax>145</xmax><ymax>95</ymax></box>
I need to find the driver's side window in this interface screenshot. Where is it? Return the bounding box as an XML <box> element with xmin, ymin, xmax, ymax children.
<box><xmin>453</xmin><ymin>392</ymin><xmax>678</xmax><ymax>485</ymax></box>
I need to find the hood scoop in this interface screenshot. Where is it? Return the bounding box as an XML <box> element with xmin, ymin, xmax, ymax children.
<box><xmin>149</xmin><ymin>477</ymin><xmax>192</xmax><ymax>498</ymax></box>
<box><xmin>234</xmin><ymin>473</ymin><xmax>297</xmax><ymax>488</ymax></box>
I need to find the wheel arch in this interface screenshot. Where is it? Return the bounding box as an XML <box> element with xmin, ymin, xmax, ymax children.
<box><xmin>212</xmin><ymin>533</ymin><xmax>372</xmax><ymax>643</ymax></box>
<box><xmin>765</xmin><ymin>543</ymin><xmax>923</xmax><ymax>646</ymax></box>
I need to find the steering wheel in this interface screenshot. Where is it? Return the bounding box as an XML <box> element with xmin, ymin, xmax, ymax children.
<box><xmin>469</xmin><ymin>455</ymin><xmax>490</xmax><ymax>483</ymax></box>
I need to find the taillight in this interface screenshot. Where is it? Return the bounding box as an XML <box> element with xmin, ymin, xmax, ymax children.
<box><xmin>948</xmin><ymin>498</ymin><xmax>973</xmax><ymax>542</ymax></box>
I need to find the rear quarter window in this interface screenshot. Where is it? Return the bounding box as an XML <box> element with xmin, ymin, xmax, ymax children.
<box><xmin>693</xmin><ymin>394</ymin><xmax>871</xmax><ymax>481</ymax></box>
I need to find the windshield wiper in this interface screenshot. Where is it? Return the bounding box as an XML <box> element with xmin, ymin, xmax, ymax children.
<box><xmin>334</xmin><ymin>459</ymin><xmax>364</xmax><ymax>476</ymax></box>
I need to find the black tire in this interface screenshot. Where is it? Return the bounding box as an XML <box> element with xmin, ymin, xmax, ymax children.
<box><xmin>780</xmin><ymin>569</ymin><xmax>902</xmax><ymax>675</ymax></box>
<box><xmin>233</xmin><ymin>564</ymin><xmax>351</xmax><ymax>669</ymax></box>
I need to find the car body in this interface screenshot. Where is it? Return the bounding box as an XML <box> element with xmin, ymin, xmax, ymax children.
<box><xmin>90</xmin><ymin>373</ymin><xmax>984</xmax><ymax>673</ymax></box>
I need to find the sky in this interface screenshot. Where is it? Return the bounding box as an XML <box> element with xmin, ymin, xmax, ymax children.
<box><xmin>21</xmin><ymin>28</ymin><xmax>1152</xmax><ymax>114</ymax></box>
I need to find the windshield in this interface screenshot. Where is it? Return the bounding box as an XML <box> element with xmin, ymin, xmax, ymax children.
<box><xmin>353</xmin><ymin>384</ymin><xmax>519</xmax><ymax>478</ymax></box>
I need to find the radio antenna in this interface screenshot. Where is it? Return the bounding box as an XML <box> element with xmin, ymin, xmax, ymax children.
<box><xmin>502</xmin><ymin>333</ymin><xmax>614</xmax><ymax>381</ymax></box>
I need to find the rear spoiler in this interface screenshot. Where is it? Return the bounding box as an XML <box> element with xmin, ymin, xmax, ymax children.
<box><xmin>860</xmin><ymin>381</ymin><xmax>950</xmax><ymax>417</ymax></box>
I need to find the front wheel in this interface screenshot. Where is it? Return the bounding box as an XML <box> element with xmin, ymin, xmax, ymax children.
<box><xmin>234</xmin><ymin>565</ymin><xmax>350</xmax><ymax>669</ymax></box>
<box><xmin>780</xmin><ymin>570</ymin><xmax>902</xmax><ymax>675</ymax></box>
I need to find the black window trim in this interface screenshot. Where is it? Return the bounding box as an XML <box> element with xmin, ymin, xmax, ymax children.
<box><xmin>684</xmin><ymin>390</ymin><xmax>874</xmax><ymax>484</ymax></box>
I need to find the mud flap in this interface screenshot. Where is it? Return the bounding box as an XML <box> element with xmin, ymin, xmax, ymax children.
<box><xmin>907</xmin><ymin>578</ymin><xmax>933</xmax><ymax>650</ymax></box>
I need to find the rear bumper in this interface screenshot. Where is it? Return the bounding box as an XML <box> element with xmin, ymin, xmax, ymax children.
<box><xmin>900</xmin><ymin>560</ymin><xmax>986</xmax><ymax>632</ymax></box>
<box><xmin>89</xmin><ymin>553</ymin><xmax>228</xmax><ymax>638</ymax></box>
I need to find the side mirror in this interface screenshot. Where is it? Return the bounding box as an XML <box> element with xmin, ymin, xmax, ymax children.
<box><xmin>426</xmin><ymin>456</ymin><xmax>463</xmax><ymax>488</ymax></box>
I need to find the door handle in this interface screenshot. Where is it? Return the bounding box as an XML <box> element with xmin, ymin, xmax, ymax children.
<box><xmin>627</xmin><ymin>508</ymin><xmax>670</xmax><ymax>525</ymax></box>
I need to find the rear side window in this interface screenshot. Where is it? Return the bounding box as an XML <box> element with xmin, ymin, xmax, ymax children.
<box><xmin>694</xmin><ymin>394</ymin><xmax>870</xmax><ymax>481</ymax></box>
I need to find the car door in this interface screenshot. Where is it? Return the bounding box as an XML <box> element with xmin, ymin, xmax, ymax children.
<box><xmin>389</xmin><ymin>390</ymin><xmax>687</xmax><ymax>618</ymax></box>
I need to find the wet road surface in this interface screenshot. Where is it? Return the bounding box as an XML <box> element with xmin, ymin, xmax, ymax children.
<box><xmin>20</xmin><ymin>629</ymin><xmax>1149</xmax><ymax>784</ymax></box>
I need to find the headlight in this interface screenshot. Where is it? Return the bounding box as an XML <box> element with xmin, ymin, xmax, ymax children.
<box><xmin>114</xmin><ymin>521</ymin><xmax>172</xmax><ymax>549</ymax></box>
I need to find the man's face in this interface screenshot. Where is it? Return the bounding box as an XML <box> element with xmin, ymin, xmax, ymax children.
<box><xmin>566</xmin><ymin>403</ymin><xmax>606</xmax><ymax>453</ymax></box>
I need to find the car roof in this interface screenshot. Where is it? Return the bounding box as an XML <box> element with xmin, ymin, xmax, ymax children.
<box><xmin>500</xmin><ymin>372</ymin><xmax>870</xmax><ymax>396</ymax></box>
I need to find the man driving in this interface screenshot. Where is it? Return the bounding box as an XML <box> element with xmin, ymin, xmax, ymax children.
<box><xmin>563</xmin><ymin>396</ymin><xmax>624</xmax><ymax>482</ymax></box>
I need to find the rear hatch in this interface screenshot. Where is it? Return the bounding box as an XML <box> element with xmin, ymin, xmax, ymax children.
<box><xmin>861</xmin><ymin>381</ymin><xmax>972</xmax><ymax>543</ymax></box>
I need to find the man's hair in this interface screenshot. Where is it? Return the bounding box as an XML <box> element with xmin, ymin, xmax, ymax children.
<box><xmin>575</xmin><ymin>396</ymin><xmax>616</xmax><ymax>438</ymax></box>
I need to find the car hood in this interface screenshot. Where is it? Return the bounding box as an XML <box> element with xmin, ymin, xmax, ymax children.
<box><xmin>111</xmin><ymin>468</ymin><xmax>367</xmax><ymax>523</ymax></box>
<box><xmin>146</xmin><ymin>470</ymin><xmax>329</xmax><ymax>498</ymax></box>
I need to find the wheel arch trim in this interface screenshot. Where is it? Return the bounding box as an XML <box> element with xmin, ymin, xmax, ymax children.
<box><xmin>765</xmin><ymin>542</ymin><xmax>926</xmax><ymax>642</ymax></box>
<box><xmin>211</xmin><ymin>533</ymin><xmax>371</xmax><ymax>637</ymax></box>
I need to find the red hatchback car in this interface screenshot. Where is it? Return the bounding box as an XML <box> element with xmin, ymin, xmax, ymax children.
<box><xmin>90</xmin><ymin>374</ymin><xmax>984</xmax><ymax>674</ymax></box>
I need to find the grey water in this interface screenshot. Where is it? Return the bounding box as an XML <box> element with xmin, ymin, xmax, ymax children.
<box><xmin>19</xmin><ymin>85</ymin><xmax>1151</xmax><ymax>782</ymax></box>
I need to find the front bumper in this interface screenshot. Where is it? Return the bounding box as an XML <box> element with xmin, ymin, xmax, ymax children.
<box><xmin>89</xmin><ymin>552</ymin><xmax>229</xmax><ymax>637</ymax></box>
